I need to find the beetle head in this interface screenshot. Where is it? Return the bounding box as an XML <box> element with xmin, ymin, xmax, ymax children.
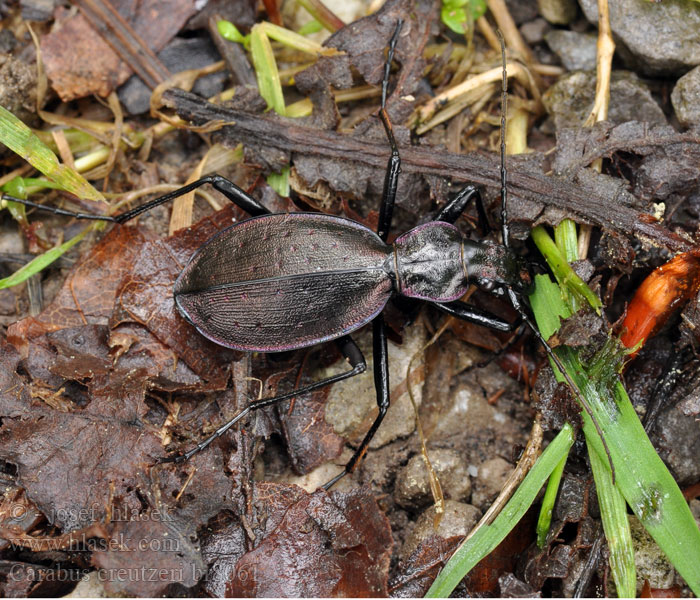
<box><xmin>463</xmin><ymin>240</ymin><xmax>532</xmax><ymax>295</ymax></box>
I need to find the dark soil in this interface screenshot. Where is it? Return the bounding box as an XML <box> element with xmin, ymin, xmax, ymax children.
<box><xmin>1</xmin><ymin>0</ymin><xmax>699</xmax><ymax>597</ymax></box>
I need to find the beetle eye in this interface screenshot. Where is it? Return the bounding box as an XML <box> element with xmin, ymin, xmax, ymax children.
<box><xmin>480</xmin><ymin>279</ymin><xmax>495</xmax><ymax>292</ymax></box>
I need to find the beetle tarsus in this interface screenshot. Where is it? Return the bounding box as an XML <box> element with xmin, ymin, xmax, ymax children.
<box><xmin>381</xmin><ymin>20</ymin><xmax>403</xmax><ymax>108</ymax></box>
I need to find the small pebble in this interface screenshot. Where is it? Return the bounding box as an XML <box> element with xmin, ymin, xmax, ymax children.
<box><xmin>579</xmin><ymin>0</ymin><xmax>700</xmax><ymax>76</ymax></box>
<box><xmin>538</xmin><ymin>0</ymin><xmax>578</xmax><ymax>25</ymax></box>
<box><xmin>471</xmin><ymin>457</ymin><xmax>512</xmax><ymax>509</ymax></box>
<box><xmin>671</xmin><ymin>65</ymin><xmax>700</xmax><ymax>128</ymax></box>
<box><xmin>545</xmin><ymin>30</ymin><xmax>598</xmax><ymax>71</ymax></box>
<box><xmin>520</xmin><ymin>18</ymin><xmax>550</xmax><ymax>46</ymax></box>
<box><xmin>395</xmin><ymin>449</ymin><xmax>471</xmax><ymax>509</ymax></box>
<box><xmin>401</xmin><ymin>500</ymin><xmax>480</xmax><ymax>560</ymax></box>
<box><xmin>654</xmin><ymin>400</ymin><xmax>700</xmax><ymax>485</ymax></box>
<box><xmin>543</xmin><ymin>70</ymin><xmax>665</xmax><ymax>131</ymax></box>
<box><xmin>629</xmin><ymin>515</ymin><xmax>676</xmax><ymax>594</ymax></box>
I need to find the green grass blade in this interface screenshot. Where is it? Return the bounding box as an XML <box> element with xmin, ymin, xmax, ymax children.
<box><xmin>529</xmin><ymin>273</ymin><xmax>571</xmax><ymax>340</ymax></box>
<box><xmin>553</xmin><ymin>345</ymin><xmax>700</xmax><ymax>596</ymax></box>
<box><xmin>267</xmin><ymin>166</ymin><xmax>290</xmax><ymax>197</ymax></box>
<box><xmin>295</xmin><ymin>0</ymin><xmax>344</xmax><ymax>32</ymax></box>
<box><xmin>259</xmin><ymin>21</ymin><xmax>330</xmax><ymax>54</ymax></box>
<box><xmin>588</xmin><ymin>434</ymin><xmax>636</xmax><ymax>597</ymax></box>
<box><xmin>426</xmin><ymin>424</ymin><xmax>576</xmax><ymax>597</ymax></box>
<box><xmin>217</xmin><ymin>20</ymin><xmax>249</xmax><ymax>46</ymax></box>
<box><xmin>250</xmin><ymin>24</ymin><xmax>286</xmax><ymax>117</ymax></box>
<box><xmin>0</xmin><ymin>105</ymin><xmax>104</xmax><ymax>203</ymax></box>
<box><xmin>0</xmin><ymin>225</ymin><xmax>95</xmax><ymax>290</ymax></box>
<box><xmin>536</xmin><ymin>453</ymin><xmax>568</xmax><ymax>548</ymax></box>
<box><xmin>2</xmin><ymin>178</ymin><xmax>29</xmax><ymax>225</ymax></box>
<box><xmin>33</xmin><ymin>127</ymin><xmax>100</xmax><ymax>156</ymax></box>
<box><xmin>531</xmin><ymin>226</ymin><xmax>601</xmax><ymax>313</ymax></box>
<box><xmin>13</xmin><ymin>177</ymin><xmax>66</xmax><ymax>191</ymax></box>
<box><xmin>297</xmin><ymin>19</ymin><xmax>324</xmax><ymax>36</ymax></box>
<box><xmin>554</xmin><ymin>218</ymin><xmax>579</xmax><ymax>263</ymax></box>
<box><xmin>529</xmin><ymin>229</ymin><xmax>700</xmax><ymax>596</ymax></box>
<box><xmin>248</xmin><ymin>25</ymin><xmax>290</xmax><ymax>195</ymax></box>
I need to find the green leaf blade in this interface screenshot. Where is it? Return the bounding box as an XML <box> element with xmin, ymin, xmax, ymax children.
<box><xmin>0</xmin><ymin>225</ymin><xmax>95</xmax><ymax>290</ymax></box>
<box><xmin>555</xmin><ymin>346</ymin><xmax>700</xmax><ymax>596</ymax></box>
<box><xmin>250</xmin><ymin>24</ymin><xmax>287</xmax><ymax>117</ymax></box>
<box><xmin>0</xmin><ymin>105</ymin><xmax>104</xmax><ymax>203</ymax></box>
<box><xmin>426</xmin><ymin>425</ymin><xmax>576</xmax><ymax>597</ymax></box>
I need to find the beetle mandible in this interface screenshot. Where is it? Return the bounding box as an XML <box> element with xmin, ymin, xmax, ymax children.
<box><xmin>2</xmin><ymin>21</ymin><xmax>545</xmax><ymax>489</ymax></box>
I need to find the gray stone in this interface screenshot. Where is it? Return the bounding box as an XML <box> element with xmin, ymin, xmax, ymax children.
<box><xmin>629</xmin><ymin>515</ymin><xmax>676</xmax><ymax>594</ymax></box>
<box><xmin>506</xmin><ymin>0</ymin><xmax>539</xmax><ymax>24</ymax></box>
<box><xmin>521</xmin><ymin>18</ymin><xmax>551</xmax><ymax>46</ymax></box>
<box><xmin>395</xmin><ymin>449</ymin><xmax>471</xmax><ymax>509</ymax></box>
<box><xmin>471</xmin><ymin>457</ymin><xmax>512</xmax><ymax>509</ymax></box>
<box><xmin>0</xmin><ymin>54</ymin><xmax>38</xmax><ymax>128</ymax></box>
<box><xmin>579</xmin><ymin>0</ymin><xmax>700</xmax><ymax>76</ymax></box>
<box><xmin>324</xmin><ymin>323</ymin><xmax>426</xmax><ymax>449</ymax></box>
<box><xmin>654</xmin><ymin>400</ymin><xmax>700</xmax><ymax>485</ymax></box>
<box><xmin>677</xmin><ymin>387</ymin><xmax>700</xmax><ymax>416</ymax></box>
<box><xmin>401</xmin><ymin>500</ymin><xmax>480</xmax><ymax>560</ymax></box>
<box><xmin>542</xmin><ymin>70</ymin><xmax>665</xmax><ymax>131</ymax></box>
<box><xmin>20</xmin><ymin>0</ymin><xmax>57</xmax><ymax>22</ymax></box>
<box><xmin>672</xmin><ymin>65</ymin><xmax>700</xmax><ymax>127</ymax></box>
<box><xmin>118</xmin><ymin>36</ymin><xmax>227</xmax><ymax>115</ymax></box>
<box><xmin>690</xmin><ymin>498</ymin><xmax>700</xmax><ymax>523</ymax></box>
<box><xmin>0</xmin><ymin>30</ymin><xmax>16</xmax><ymax>54</ymax></box>
<box><xmin>538</xmin><ymin>0</ymin><xmax>578</xmax><ymax>25</ymax></box>
<box><xmin>430</xmin><ymin>379</ymin><xmax>522</xmax><ymax>450</ymax></box>
<box><xmin>545</xmin><ymin>30</ymin><xmax>598</xmax><ymax>71</ymax></box>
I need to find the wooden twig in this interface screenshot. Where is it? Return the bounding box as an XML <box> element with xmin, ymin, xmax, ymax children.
<box><xmin>162</xmin><ymin>88</ymin><xmax>696</xmax><ymax>253</ymax></box>
<box><xmin>76</xmin><ymin>0</ymin><xmax>171</xmax><ymax>89</ymax></box>
<box><xmin>208</xmin><ymin>15</ymin><xmax>256</xmax><ymax>87</ymax></box>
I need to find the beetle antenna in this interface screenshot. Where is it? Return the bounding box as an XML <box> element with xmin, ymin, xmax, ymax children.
<box><xmin>496</xmin><ymin>32</ymin><xmax>616</xmax><ymax>481</ymax></box>
<box><xmin>381</xmin><ymin>19</ymin><xmax>403</xmax><ymax>109</ymax></box>
<box><xmin>1</xmin><ymin>193</ymin><xmax>117</xmax><ymax>222</ymax></box>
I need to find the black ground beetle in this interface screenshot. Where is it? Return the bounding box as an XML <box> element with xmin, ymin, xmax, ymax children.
<box><xmin>2</xmin><ymin>21</ymin><xmax>581</xmax><ymax>489</ymax></box>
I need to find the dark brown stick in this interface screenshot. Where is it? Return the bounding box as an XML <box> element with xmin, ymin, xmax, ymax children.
<box><xmin>162</xmin><ymin>88</ymin><xmax>695</xmax><ymax>253</ymax></box>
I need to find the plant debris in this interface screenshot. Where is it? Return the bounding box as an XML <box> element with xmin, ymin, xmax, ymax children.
<box><xmin>2</xmin><ymin>0</ymin><xmax>700</xmax><ymax>596</ymax></box>
<box><xmin>41</xmin><ymin>0</ymin><xmax>197</xmax><ymax>100</ymax></box>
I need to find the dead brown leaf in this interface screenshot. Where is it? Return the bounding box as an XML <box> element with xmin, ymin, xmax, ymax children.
<box><xmin>389</xmin><ymin>536</ymin><xmax>462</xmax><ymax>597</ymax></box>
<box><xmin>92</xmin><ymin>511</ymin><xmax>205</xmax><ymax>596</ymax></box>
<box><xmin>223</xmin><ymin>484</ymin><xmax>393</xmax><ymax>597</ymax></box>
<box><xmin>41</xmin><ymin>1</ymin><xmax>197</xmax><ymax>100</ymax></box>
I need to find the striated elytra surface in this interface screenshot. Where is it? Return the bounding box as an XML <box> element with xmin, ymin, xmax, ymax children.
<box><xmin>174</xmin><ymin>213</ymin><xmax>393</xmax><ymax>351</ymax></box>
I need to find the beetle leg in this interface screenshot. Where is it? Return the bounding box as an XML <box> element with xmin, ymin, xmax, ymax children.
<box><xmin>434</xmin><ymin>184</ymin><xmax>479</xmax><ymax>224</ymax></box>
<box><xmin>432</xmin><ymin>300</ymin><xmax>515</xmax><ymax>332</ymax></box>
<box><xmin>207</xmin><ymin>175</ymin><xmax>269</xmax><ymax>217</ymax></box>
<box><xmin>434</xmin><ymin>184</ymin><xmax>491</xmax><ymax>234</ymax></box>
<box><xmin>159</xmin><ymin>334</ymin><xmax>367</xmax><ymax>465</ymax></box>
<box><xmin>1</xmin><ymin>193</ymin><xmax>119</xmax><ymax>222</ymax></box>
<box><xmin>376</xmin><ymin>20</ymin><xmax>403</xmax><ymax>243</ymax></box>
<box><xmin>323</xmin><ymin>315</ymin><xmax>390</xmax><ymax>490</ymax></box>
